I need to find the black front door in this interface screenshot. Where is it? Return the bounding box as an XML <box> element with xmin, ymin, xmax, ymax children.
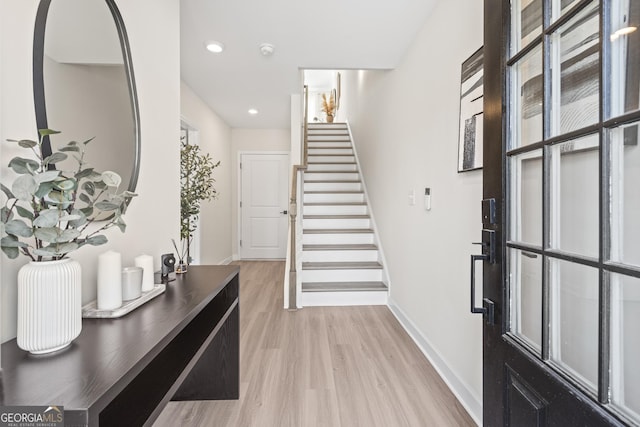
<box><xmin>481</xmin><ymin>0</ymin><xmax>640</xmax><ymax>425</ymax></box>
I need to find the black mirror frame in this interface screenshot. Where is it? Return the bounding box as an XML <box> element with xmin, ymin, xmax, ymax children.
<box><xmin>33</xmin><ymin>0</ymin><xmax>141</xmax><ymax>193</ymax></box>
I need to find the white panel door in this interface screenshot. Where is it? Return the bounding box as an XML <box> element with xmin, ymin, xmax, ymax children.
<box><xmin>240</xmin><ymin>153</ymin><xmax>289</xmax><ymax>259</ymax></box>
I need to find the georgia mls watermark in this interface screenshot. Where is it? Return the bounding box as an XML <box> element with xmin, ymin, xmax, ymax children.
<box><xmin>0</xmin><ymin>406</ymin><xmax>63</xmax><ymax>427</ymax></box>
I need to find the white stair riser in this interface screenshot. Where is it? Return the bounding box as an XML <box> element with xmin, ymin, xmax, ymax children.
<box><xmin>301</xmin><ymin>269</ymin><xmax>383</xmax><ymax>282</ymax></box>
<box><xmin>303</xmin><ymin>182</ymin><xmax>362</xmax><ymax>192</ymax></box>
<box><xmin>303</xmin><ymin>218</ymin><xmax>370</xmax><ymax>229</ymax></box>
<box><xmin>308</xmin><ymin>135</ymin><xmax>351</xmax><ymax>142</ymax></box>
<box><xmin>302</xmin><ymin>250</ymin><xmax>379</xmax><ymax>263</ymax></box>
<box><xmin>304</xmin><ymin>205</ymin><xmax>368</xmax><ymax>215</ymax></box>
<box><xmin>306</xmin><ymin>163</ymin><xmax>357</xmax><ymax>172</ymax></box>
<box><xmin>303</xmin><ymin>193</ymin><xmax>364</xmax><ymax>203</ymax></box>
<box><xmin>308</xmin><ymin>124</ymin><xmax>347</xmax><ymax>130</ymax></box>
<box><xmin>308</xmin><ymin>148</ymin><xmax>354</xmax><ymax>155</ymax></box>
<box><xmin>305</xmin><ymin>172</ymin><xmax>360</xmax><ymax>181</ymax></box>
<box><xmin>308</xmin><ymin>141</ymin><xmax>352</xmax><ymax>149</ymax></box>
<box><xmin>307</xmin><ymin>128</ymin><xmax>348</xmax><ymax>134</ymax></box>
<box><xmin>308</xmin><ymin>155</ymin><xmax>355</xmax><ymax>163</ymax></box>
<box><xmin>302</xmin><ymin>233</ymin><xmax>374</xmax><ymax>245</ymax></box>
<box><xmin>300</xmin><ymin>291</ymin><xmax>387</xmax><ymax>307</ymax></box>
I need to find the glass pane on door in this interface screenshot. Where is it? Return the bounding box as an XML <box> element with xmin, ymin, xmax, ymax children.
<box><xmin>610</xmin><ymin>272</ymin><xmax>640</xmax><ymax>424</ymax></box>
<box><xmin>509</xmin><ymin>248</ymin><xmax>543</xmax><ymax>352</ymax></box>
<box><xmin>549</xmin><ymin>259</ymin><xmax>599</xmax><ymax>391</ymax></box>
<box><xmin>551</xmin><ymin>0</ymin><xmax>584</xmax><ymax>23</ymax></box>
<box><xmin>549</xmin><ymin>1</ymin><xmax>600</xmax><ymax>136</ymax></box>
<box><xmin>510</xmin><ymin>150</ymin><xmax>543</xmax><ymax>246</ymax></box>
<box><xmin>609</xmin><ymin>122</ymin><xmax>640</xmax><ymax>266</ymax></box>
<box><xmin>511</xmin><ymin>0</ymin><xmax>542</xmax><ymax>55</ymax></box>
<box><xmin>549</xmin><ymin>135</ymin><xmax>599</xmax><ymax>257</ymax></box>
<box><xmin>608</xmin><ymin>0</ymin><xmax>640</xmax><ymax>118</ymax></box>
<box><xmin>510</xmin><ymin>44</ymin><xmax>543</xmax><ymax>149</ymax></box>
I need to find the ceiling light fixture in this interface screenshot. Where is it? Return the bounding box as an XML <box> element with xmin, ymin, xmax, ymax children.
<box><xmin>248</xmin><ymin>108</ymin><xmax>259</xmax><ymax>115</ymax></box>
<box><xmin>205</xmin><ymin>41</ymin><xmax>224</xmax><ymax>53</ymax></box>
<box><xmin>259</xmin><ymin>43</ymin><xmax>275</xmax><ymax>57</ymax></box>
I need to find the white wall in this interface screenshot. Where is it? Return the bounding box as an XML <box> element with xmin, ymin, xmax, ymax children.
<box><xmin>231</xmin><ymin>129</ymin><xmax>290</xmax><ymax>258</ymax></box>
<box><xmin>180</xmin><ymin>81</ymin><xmax>233</xmax><ymax>265</ymax></box>
<box><xmin>340</xmin><ymin>0</ymin><xmax>484</xmax><ymax>421</ymax></box>
<box><xmin>0</xmin><ymin>0</ymin><xmax>181</xmax><ymax>342</ymax></box>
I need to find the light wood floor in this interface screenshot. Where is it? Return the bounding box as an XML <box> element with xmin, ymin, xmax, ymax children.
<box><xmin>154</xmin><ymin>261</ymin><xmax>475</xmax><ymax>427</ymax></box>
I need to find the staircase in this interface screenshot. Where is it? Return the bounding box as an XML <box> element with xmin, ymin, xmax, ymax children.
<box><xmin>300</xmin><ymin>122</ymin><xmax>388</xmax><ymax>306</ymax></box>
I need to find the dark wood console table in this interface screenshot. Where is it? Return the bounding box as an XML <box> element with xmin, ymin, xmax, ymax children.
<box><xmin>1</xmin><ymin>265</ymin><xmax>240</xmax><ymax>427</ymax></box>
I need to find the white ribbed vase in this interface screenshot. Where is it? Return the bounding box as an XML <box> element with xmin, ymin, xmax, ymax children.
<box><xmin>17</xmin><ymin>258</ymin><xmax>82</xmax><ymax>354</ymax></box>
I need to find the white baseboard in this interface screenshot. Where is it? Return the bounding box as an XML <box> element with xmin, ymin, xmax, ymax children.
<box><xmin>387</xmin><ymin>298</ymin><xmax>482</xmax><ymax>426</ymax></box>
<box><xmin>218</xmin><ymin>256</ymin><xmax>233</xmax><ymax>265</ymax></box>
<box><xmin>232</xmin><ymin>254</ymin><xmax>240</xmax><ymax>261</ymax></box>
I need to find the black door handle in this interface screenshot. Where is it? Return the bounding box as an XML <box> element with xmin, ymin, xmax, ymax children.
<box><xmin>280</xmin><ymin>210</ymin><xmax>288</xmax><ymax>214</ymax></box>
<box><xmin>470</xmin><ymin>253</ymin><xmax>495</xmax><ymax>324</ymax></box>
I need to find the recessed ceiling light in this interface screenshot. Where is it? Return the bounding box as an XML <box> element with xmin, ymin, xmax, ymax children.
<box><xmin>205</xmin><ymin>41</ymin><xmax>224</xmax><ymax>53</ymax></box>
<box><xmin>248</xmin><ymin>108</ymin><xmax>259</xmax><ymax>115</ymax></box>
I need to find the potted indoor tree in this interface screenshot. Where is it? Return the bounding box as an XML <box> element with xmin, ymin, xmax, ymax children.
<box><xmin>0</xmin><ymin>129</ymin><xmax>136</xmax><ymax>354</ymax></box>
<box><xmin>176</xmin><ymin>137</ymin><xmax>219</xmax><ymax>272</ymax></box>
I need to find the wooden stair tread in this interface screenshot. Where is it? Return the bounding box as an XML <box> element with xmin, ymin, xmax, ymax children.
<box><xmin>304</xmin><ymin>190</ymin><xmax>363</xmax><ymax>194</ymax></box>
<box><xmin>303</xmin><ymin>228</ymin><xmax>373</xmax><ymax>234</ymax></box>
<box><xmin>308</xmin><ymin>146</ymin><xmax>353</xmax><ymax>149</ymax></box>
<box><xmin>304</xmin><ymin>180</ymin><xmax>361</xmax><ymax>183</ymax></box>
<box><xmin>305</xmin><ymin>170</ymin><xmax>359</xmax><ymax>173</ymax></box>
<box><xmin>303</xmin><ymin>215</ymin><xmax>369</xmax><ymax>219</ymax></box>
<box><xmin>302</xmin><ymin>282</ymin><xmax>388</xmax><ymax>292</ymax></box>
<box><xmin>308</xmin><ymin>154</ymin><xmax>354</xmax><ymax>157</ymax></box>
<box><xmin>302</xmin><ymin>261</ymin><xmax>383</xmax><ymax>270</ymax></box>
<box><xmin>304</xmin><ymin>170</ymin><xmax>359</xmax><ymax>174</ymax></box>
<box><xmin>304</xmin><ymin>202</ymin><xmax>366</xmax><ymax>206</ymax></box>
<box><xmin>303</xmin><ymin>244</ymin><xmax>378</xmax><ymax>251</ymax></box>
<box><xmin>307</xmin><ymin>162</ymin><xmax>357</xmax><ymax>165</ymax></box>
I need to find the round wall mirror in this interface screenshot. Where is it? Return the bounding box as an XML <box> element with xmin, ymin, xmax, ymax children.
<box><xmin>33</xmin><ymin>0</ymin><xmax>141</xmax><ymax>194</ymax></box>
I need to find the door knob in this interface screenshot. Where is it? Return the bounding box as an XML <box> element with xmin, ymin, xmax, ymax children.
<box><xmin>280</xmin><ymin>210</ymin><xmax>288</xmax><ymax>214</ymax></box>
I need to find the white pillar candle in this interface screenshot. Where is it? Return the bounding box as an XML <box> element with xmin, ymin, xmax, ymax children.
<box><xmin>97</xmin><ymin>250</ymin><xmax>122</xmax><ymax>310</ymax></box>
<box><xmin>134</xmin><ymin>254</ymin><xmax>155</xmax><ymax>292</ymax></box>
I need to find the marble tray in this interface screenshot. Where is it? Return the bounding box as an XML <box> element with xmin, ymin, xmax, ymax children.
<box><xmin>82</xmin><ymin>284</ymin><xmax>166</xmax><ymax>318</ymax></box>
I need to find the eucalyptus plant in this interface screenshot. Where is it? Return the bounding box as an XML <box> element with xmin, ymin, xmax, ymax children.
<box><xmin>179</xmin><ymin>137</ymin><xmax>219</xmax><ymax>263</ymax></box>
<box><xmin>0</xmin><ymin>129</ymin><xmax>136</xmax><ymax>261</ymax></box>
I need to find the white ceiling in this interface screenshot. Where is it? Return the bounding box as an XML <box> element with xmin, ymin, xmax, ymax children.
<box><xmin>180</xmin><ymin>0</ymin><xmax>438</xmax><ymax>129</ymax></box>
<box><xmin>46</xmin><ymin>0</ymin><xmax>122</xmax><ymax>64</ymax></box>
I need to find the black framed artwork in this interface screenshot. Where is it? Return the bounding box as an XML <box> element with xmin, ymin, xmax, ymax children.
<box><xmin>457</xmin><ymin>46</ymin><xmax>484</xmax><ymax>172</ymax></box>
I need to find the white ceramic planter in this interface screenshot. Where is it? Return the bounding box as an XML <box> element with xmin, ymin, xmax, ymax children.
<box><xmin>17</xmin><ymin>258</ymin><xmax>82</xmax><ymax>354</ymax></box>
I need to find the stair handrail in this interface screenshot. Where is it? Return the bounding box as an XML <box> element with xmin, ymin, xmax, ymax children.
<box><xmin>287</xmin><ymin>85</ymin><xmax>309</xmax><ymax>310</ymax></box>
